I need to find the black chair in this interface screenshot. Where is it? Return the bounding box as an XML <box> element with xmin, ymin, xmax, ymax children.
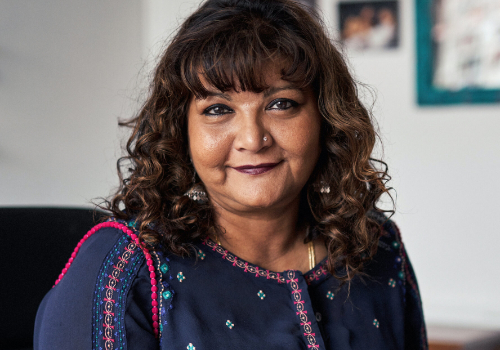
<box><xmin>0</xmin><ymin>207</ymin><xmax>106</xmax><ymax>350</ymax></box>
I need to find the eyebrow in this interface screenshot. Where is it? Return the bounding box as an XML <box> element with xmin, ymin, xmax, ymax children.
<box><xmin>263</xmin><ymin>85</ymin><xmax>301</xmax><ymax>97</ymax></box>
<box><xmin>195</xmin><ymin>91</ymin><xmax>232</xmax><ymax>101</ymax></box>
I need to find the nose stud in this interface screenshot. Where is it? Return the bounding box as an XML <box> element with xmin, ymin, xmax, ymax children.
<box><xmin>263</xmin><ymin>136</ymin><xmax>268</xmax><ymax>142</ymax></box>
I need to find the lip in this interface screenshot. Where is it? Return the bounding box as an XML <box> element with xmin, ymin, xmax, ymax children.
<box><xmin>232</xmin><ymin>162</ymin><xmax>280</xmax><ymax>175</ymax></box>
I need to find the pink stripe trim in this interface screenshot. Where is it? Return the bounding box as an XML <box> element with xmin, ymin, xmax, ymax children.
<box><xmin>53</xmin><ymin>221</ymin><xmax>160</xmax><ymax>339</ymax></box>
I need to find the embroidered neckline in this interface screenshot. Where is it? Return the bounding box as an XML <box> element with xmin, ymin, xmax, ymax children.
<box><xmin>202</xmin><ymin>237</ymin><xmax>329</xmax><ymax>284</ymax></box>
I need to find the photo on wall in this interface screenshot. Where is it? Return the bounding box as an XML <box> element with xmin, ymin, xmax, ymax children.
<box><xmin>416</xmin><ymin>0</ymin><xmax>500</xmax><ymax>104</ymax></box>
<box><xmin>338</xmin><ymin>0</ymin><xmax>399</xmax><ymax>51</ymax></box>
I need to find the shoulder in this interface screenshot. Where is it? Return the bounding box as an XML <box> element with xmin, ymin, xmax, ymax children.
<box><xmin>368</xmin><ymin>210</ymin><xmax>404</xmax><ymax>257</ymax></box>
<box><xmin>360</xmin><ymin>211</ymin><xmax>407</xmax><ymax>285</ymax></box>
<box><xmin>35</xmin><ymin>219</ymin><xmax>159</xmax><ymax>349</ymax></box>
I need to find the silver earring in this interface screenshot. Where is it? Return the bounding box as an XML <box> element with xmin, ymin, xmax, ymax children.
<box><xmin>320</xmin><ymin>184</ymin><xmax>330</xmax><ymax>194</ymax></box>
<box><xmin>184</xmin><ymin>170</ymin><xmax>208</xmax><ymax>203</ymax></box>
<box><xmin>263</xmin><ymin>136</ymin><xmax>268</xmax><ymax>141</ymax></box>
<box><xmin>314</xmin><ymin>181</ymin><xmax>330</xmax><ymax>194</ymax></box>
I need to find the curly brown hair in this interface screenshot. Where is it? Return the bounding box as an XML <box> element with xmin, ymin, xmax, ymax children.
<box><xmin>106</xmin><ymin>0</ymin><xmax>393</xmax><ymax>282</ymax></box>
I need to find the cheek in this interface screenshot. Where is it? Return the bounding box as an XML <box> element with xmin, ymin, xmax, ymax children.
<box><xmin>188</xmin><ymin>124</ymin><xmax>231</xmax><ymax>173</ymax></box>
<box><xmin>275</xmin><ymin>115</ymin><xmax>321</xmax><ymax>164</ymax></box>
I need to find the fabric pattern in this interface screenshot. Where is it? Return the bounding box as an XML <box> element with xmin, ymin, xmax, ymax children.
<box><xmin>34</xmin><ymin>216</ymin><xmax>428</xmax><ymax>350</ymax></box>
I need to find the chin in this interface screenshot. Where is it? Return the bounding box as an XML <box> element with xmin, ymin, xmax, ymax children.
<box><xmin>233</xmin><ymin>192</ymin><xmax>294</xmax><ymax>211</ymax></box>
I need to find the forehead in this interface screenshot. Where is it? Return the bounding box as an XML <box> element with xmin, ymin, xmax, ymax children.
<box><xmin>185</xmin><ymin>53</ymin><xmax>313</xmax><ymax>100</ymax></box>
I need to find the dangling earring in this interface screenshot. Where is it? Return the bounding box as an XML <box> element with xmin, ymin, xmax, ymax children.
<box><xmin>314</xmin><ymin>181</ymin><xmax>330</xmax><ymax>194</ymax></box>
<box><xmin>184</xmin><ymin>169</ymin><xmax>208</xmax><ymax>203</ymax></box>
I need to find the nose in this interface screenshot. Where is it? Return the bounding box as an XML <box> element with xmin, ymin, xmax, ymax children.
<box><xmin>233</xmin><ymin>111</ymin><xmax>269</xmax><ymax>153</ymax></box>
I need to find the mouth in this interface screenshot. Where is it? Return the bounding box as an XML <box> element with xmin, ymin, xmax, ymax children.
<box><xmin>232</xmin><ymin>162</ymin><xmax>280</xmax><ymax>175</ymax></box>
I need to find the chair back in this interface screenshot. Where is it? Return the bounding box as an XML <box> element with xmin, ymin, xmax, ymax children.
<box><xmin>0</xmin><ymin>207</ymin><xmax>105</xmax><ymax>349</ymax></box>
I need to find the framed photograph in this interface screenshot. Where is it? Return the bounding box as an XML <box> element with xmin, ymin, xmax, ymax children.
<box><xmin>338</xmin><ymin>1</ymin><xmax>399</xmax><ymax>51</ymax></box>
<box><xmin>416</xmin><ymin>0</ymin><xmax>500</xmax><ymax>105</ymax></box>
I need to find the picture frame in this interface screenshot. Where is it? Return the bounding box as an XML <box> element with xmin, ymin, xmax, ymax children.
<box><xmin>416</xmin><ymin>0</ymin><xmax>500</xmax><ymax>105</ymax></box>
<box><xmin>338</xmin><ymin>1</ymin><xmax>399</xmax><ymax>51</ymax></box>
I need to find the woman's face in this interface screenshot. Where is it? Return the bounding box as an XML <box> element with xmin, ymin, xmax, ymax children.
<box><xmin>187</xmin><ymin>69</ymin><xmax>322</xmax><ymax>214</ymax></box>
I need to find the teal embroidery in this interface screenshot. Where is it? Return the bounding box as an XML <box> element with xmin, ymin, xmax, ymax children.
<box><xmin>226</xmin><ymin>320</ymin><xmax>234</xmax><ymax>329</ymax></box>
<box><xmin>163</xmin><ymin>290</ymin><xmax>172</xmax><ymax>300</ymax></box>
<box><xmin>373</xmin><ymin>319</ymin><xmax>380</xmax><ymax>328</ymax></box>
<box><xmin>257</xmin><ymin>290</ymin><xmax>266</xmax><ymax>300</ymax></box>
<box><xmin>187</xmin><ymin>343</ymin><xmax>196</xmax><ymax>350</ymax></box>
<box><xmin>388</xmin><ymin>278</ymin><xmax>396</xmax><ymax>287</ymax></box>
<box><xmin>177</xmin><ymin>272</ymin><xmax>186</xmax><ymax>282</ymax></box>
<box><xmin>160</xmin><ymin>263</ymin><xmax>169</xmax><ymax>273</ymax></box>
<box><xmin>198</xmin><ymin>250</ymin><xmax>206</xmax><ymax>260</ymax></box>
<box><xmin>391</xmin><ymin>241</ymin><xmax>400</xmax><ymax>249</ymax></box>
<box><xmin>398</xmin><ymin>271</ymin><xmax>404</xmax><ymax>280</ymax></box>
<box><xmin>326</xmin><ymin>291</ymin><xmax>335</xmax><ymax>300</ymax></box>
<box><xmin>127</xmin><ymin>220</ymin><xmax>138</xmax><ymax>229</ymax></box>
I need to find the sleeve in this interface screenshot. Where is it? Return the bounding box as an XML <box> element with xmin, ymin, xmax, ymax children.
<box><xmin>34</xmin><ymin>223</ymin><xmax>159</xmax><ymax>350</ymax></box>
<box><xmin>387</xmin><ymin>221</ymin><xmax>429</xmax><ymax>350</ymax></box>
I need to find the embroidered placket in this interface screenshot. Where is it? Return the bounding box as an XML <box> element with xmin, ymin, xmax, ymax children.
<box><xmin>285</xmin><ymin>271</ymin><xmax>326</xmax><ymax>350</ymax></box>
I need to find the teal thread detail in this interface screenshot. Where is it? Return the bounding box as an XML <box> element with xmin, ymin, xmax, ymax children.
<box><xmin>187</xmin><ymin>343</ymin><xmax>196</xmax><ymax>350</ymax></box>
<box><xmin>163</xmin><ymin>291</ymin><xmax>172</xmax><ymax>300</ymax></box>
<box><xmin>128</xmin><ymin>220</ymin><xmax>138</xmax><ymax>229</ymax></box>
<box><xmin>391</xmin><ymin>241</ymin><xmax>400</xmax><ymax>249</ymax></box>
<box><xmin>373</xmin><ymin>319</ymin><xmax>380</xmax><ymax>328</ymax></box>
<box><xmin>198</xmin><ymin>250</ymin><xmax>206</xmax><ymax>260</ymax></box>
<box><xmin>160</xmin><ymin>263</ymin><xmax>169</xmax><ymax>273</ymax></box>
<box><xmin>398</xmin><ymin>271</ymin><xmax>404</xmax><ymax>280</ymax></box>
<box><xmin>257</xmin><ymin>290</ymin><xmax>266</xmax><ymax>300</ymax></box>
<box><xmin>177</xmin><ymin>272</ymin><xmax>186</xmax><ymax>282</ymax></box>
<box><xmin>226</xmin><ymin>320</ymin><xmax>234</xmax><ymax>329</ymax></box>
<box><xmin>388</xmin><ymin>278</ymin><xmax>396</xmax><ymax>287</ymax></box>
<box><xmin>326</xmin><ymin>291</ymin><xmax>335</xmax><ymax>300</ymax></box>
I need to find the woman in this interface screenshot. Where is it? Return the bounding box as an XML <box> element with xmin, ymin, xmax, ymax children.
<box><xmin>34</xmin><ymin>0</ymin><xmax>427</xmax><ymax>349</ymax></box>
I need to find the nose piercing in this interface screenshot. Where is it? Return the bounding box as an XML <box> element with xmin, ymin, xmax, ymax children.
<box><xmin>263</xmin><ymin>136</ymin><xmax>268</xmax><ymax>141</ymax></box>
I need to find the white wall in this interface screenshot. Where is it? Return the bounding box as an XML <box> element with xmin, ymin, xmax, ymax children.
<box><xmin>0</xmin><ymin>0</ymin><xmax>144</xmax><ymax>206</ymax></box>
<box><xmin>2</xmin><ymin>0</ymin><xmax>499</xmax><ymax>330</ymax></box>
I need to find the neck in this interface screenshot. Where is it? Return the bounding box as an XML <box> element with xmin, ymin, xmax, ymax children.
<box><xmin>212</xmin><ymin>198</ymin><xmax>322</xmax><ymax>273</ymax></box>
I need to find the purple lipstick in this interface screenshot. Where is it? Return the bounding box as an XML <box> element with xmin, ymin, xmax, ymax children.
<box><xmin>233</xmin><ymin>162</ymin><xmax>280</xmax><ymax>175</ymax></box>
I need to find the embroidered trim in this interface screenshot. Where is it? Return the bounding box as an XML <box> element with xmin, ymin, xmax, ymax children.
<box><xmin>286</xmin><ymin>270</ymin><xmax>320</xmax><ymax>350</ymax></box>
<box><xmin>305</xmin><ymin>263</ymin><xmax>328</xmax><ymax>284</ymax></box>
<box><xmin>152</xmin><ymin>251</ymin><xmax>163</xmax><ymax>339</ymax></box>
<box><xmin>203</xmin><ymin>237</ymin><xmax>286</xmax><ymax>283</ymax></box>
<box><xmin>102</xmin><ymin>240</ymin><xmax>137</xmax><ymax>348</ymax></box>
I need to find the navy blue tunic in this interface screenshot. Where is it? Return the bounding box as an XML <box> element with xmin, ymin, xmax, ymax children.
<box><xmin>34</xmin><ymin>217</ymin><xmax>427</xmax><ymax>349</ymax></box>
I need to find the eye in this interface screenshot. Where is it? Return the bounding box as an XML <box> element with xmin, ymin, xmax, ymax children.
<box><xmin>203</xmin><ymin>104</ymin><xmax>233</xmax><ymax>116</ymax></box>
<box><xmin>267</xmin><ymin>99</ymin><xmax>298</xmax><ymax>110</ymax></box>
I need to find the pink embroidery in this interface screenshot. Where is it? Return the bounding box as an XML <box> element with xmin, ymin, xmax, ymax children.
<box><xmin>53</xmin><ymin>220</ymin><xmax>161</xmax><ymax>342</ymax></box>
<box><xmin>203</xmin><ymin>237</ymin><xmax>286</xmax><ymax>283</ymax></box>
<box><xmin>103</xmin><ymin>240</ymin><xmax>136</xmax><ymax>348</ymax></box>
<box><xmin>287</xmin><ymin>271</ymin><xmax>320</xmax><ymax>350</ymax></box>
<box><xmin>305</xmin><ymin>264</ymin><xmax>328</xmax><ymax>284</ymax></box>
